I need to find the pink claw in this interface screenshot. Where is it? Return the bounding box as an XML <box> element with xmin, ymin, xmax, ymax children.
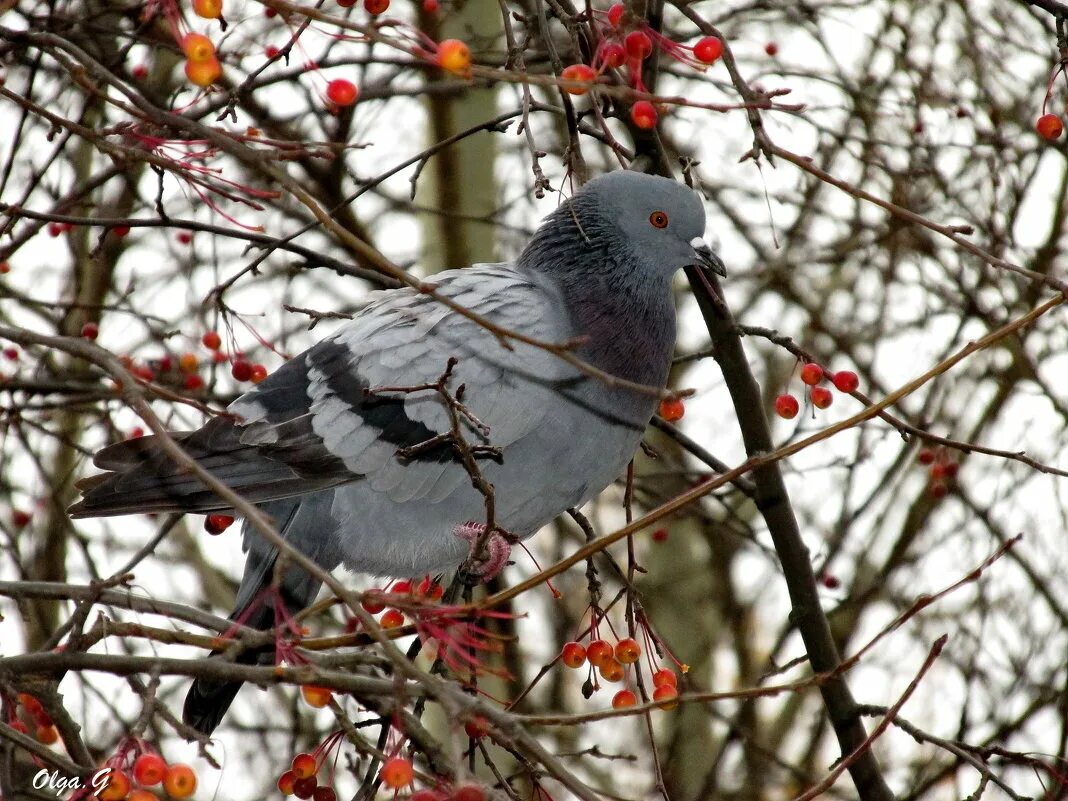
<box><xmin>454</xmin><ymin>522</ymin><xmax>513</xmax><ymax>581</ymax></box>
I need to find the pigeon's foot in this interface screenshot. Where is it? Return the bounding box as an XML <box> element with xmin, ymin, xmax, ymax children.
<box><xmin>454</xmin><ymin>522</ymin><xmax>514</xmax><ymax>581</ymax></box>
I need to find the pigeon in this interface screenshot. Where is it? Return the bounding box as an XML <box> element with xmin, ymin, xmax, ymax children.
<box><xmin>68</xmin><ymin>169</ymin><xmax>725</xmax><ymax>734</ymax></box>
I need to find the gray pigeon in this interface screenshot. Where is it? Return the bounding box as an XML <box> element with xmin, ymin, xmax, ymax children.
<box><xmin>68</xmin><ymin>170</ymin><xmax>725</xmax><ymax>734</ymax></box>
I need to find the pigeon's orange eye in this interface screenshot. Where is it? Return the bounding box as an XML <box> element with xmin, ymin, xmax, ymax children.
<box><xmin>649</xmin><ymin>211</ymin><xmax>669</xmax><ymax>228</ymax></box>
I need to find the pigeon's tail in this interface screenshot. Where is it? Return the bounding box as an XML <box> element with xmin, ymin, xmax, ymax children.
<box><xmin>67</xmin><ymin>419</ymin><xmax>345</xmax><ymax>518</ymax></box>
<box><xmin>182</xmin><ymin>493</ymin><xmax>342</xmax><ymax>735</ymax></box>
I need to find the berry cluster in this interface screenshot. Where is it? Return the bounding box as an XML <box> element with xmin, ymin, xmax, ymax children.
<box><xmin>917</xmin><ymin>446</ymin><xmax>960</xmax><ymax>499</ymax></box>
<box><xmin>8</xmin><ymin>693</ymin><xmax>58</xmax><ymax>746</ymax></box>
<box><xmin>65</xmin><ymin>736</ymin><xmax>196</xmax><ymax>801</ymax></box>
<box><xmin>348</xmin><ymin>576</ymin><xmax>446</xmax><ymax>633</ymax></box>
<box><xmin>774</xmin><ymin>363</ymin><xmax>859</xmax><ymax>420</ymax></box>
<box><xmin>557</xmin><ymin>4</ymin><xmax>725</xmax><ymax>129</ymax></box>
<box><xmin>560</xmin><ymin>626</ymin><xmax>684</xmax><ymax>710</ymax></box>
<box><xmin>276</xmin><ymin>732</ymin><xmax>344</xmax><ymax>800</ymax></box>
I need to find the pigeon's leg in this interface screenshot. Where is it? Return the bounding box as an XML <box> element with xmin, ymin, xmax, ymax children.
<box><xmin>454</xmin><ymin>522</ymin><xmax>515</xmax><ymax>581</ymax></box>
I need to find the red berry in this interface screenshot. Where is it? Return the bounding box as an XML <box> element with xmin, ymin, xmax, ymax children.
<box><xmin>775</xmin><ymin>394</ymin><xmax>799</xmax><ymax>419</ymax></box>
<box><xmin>930</xmin><ymin>481</ymin><xmax>948</xmax><ymax>499</ymax></box>
<box><xmin>0</xmin><ymin>261</ymin><xmax>9</xmax><ymax>273</ymax></box>
<box><xmin>464</xmin><ymin>715</ymin><xmax>490</xmax><ymax>739</ymax></box>
<box><xmin>422</xmin><ymin>0</ymin><xmax>438</xmax><ymax>9</ymax></box>
<box><xmin>929</xmin><ymin>463</ymin><xmax>947</xmax><ymax>480</ymax></box>
<box><xmin>326</xmin><ymin>78</ymin><xmax>359</xmax><ymax>106</ymax></box>
<box><xmin>560</xmin><ymin>641</ymin><xmax>587</xmax><ymax>668</ymax></box>
<box><xmin>391</xmin><ymin>579</ymin><xmax>412</xmax><ymax>594</ymax></box>
<box><xmin>128</xmin><ymin>427</ymin><xmax>144</xmax><ymax>439</ymax></box>
<box><xmin>693</xmin><ymin>36</ymin><xmax>723</xmax><ymax>64</ymax></box>
<box><xmin>1037</xmin><ymin>113</ymin><xmax>1064</xmax><ymax>140</ymax></box>
<box><xmin>799</xmin><ymin>362</ymin><xmax>823</xmax><ymax>386</ymax></box>
<box><xmin>202</xmin><ymin>330</ymin><xmax>222</xmax><ymax>350</ymax></box>
<box><xmin>451</xmin><ymin>784</ymin><xmax>487</xmax><ymax>801</ymax></box>
<box><xmin>278</xmin><ymin>771</ymin><xmax>298</xmax><ymax>795</ymax></box>
<box><xmin>362</xmin><ymin>591</ymin><xmax>386</xmax><ymax>614</ymax></box>
<box><xmin>614</xmin><ymin>637</ymin><xmax>641</xmax><ymax>664</ymax></box>
<box><xmin>183</xmin><ymin>373</ymin><xmax>205</xmax><ymax>391</ymax></box>
<box><xmin>624</xmin><ymin>30</ymin><xmax>653</xmax><ymax>60</ymax></box>
<box><xmin>338</xmin><ymin>0</ymin><xmax>357</xmax><ymax>6</ymax></box>
<box><xmin>313</xmin><ymin>788</ymin><xmax>337</xmax><ymax>801</ymax></box>
<box><xmin>12</xmin><ymin>509</ymin><xmax>31</xmax><ymax>528</ymax></box>
<box><xmin>250</xmin><ymin>363</ymin><xmax>268</xmax><ymax>383</ymax></box>
<box><xmin>363</xmin><ymin>0</ymin><xmax>388</xmax><ymax>12</ymax></box>
<box><xmin>380</xmin><ymin>756</ymin><xmax>413</xmax><ymax>788</ymax></box>
<box><xmin>204</xmin><ymin>513</ymin><xmax>234</xmax><ymax>535</ymax></box>
<box><xmin>133</xmin><ymin>753</ymin><xmax>168</xmax><ymax>786</ymax></box>
<box><xmin>266</xmin><ymin>45</ymin><xmax>281</xmax><ymax>58</ymax></box>
<box><xmin>80</xmin><ymin>322</ymin><xmax>98</xmax><ymax>340</ymax></box>
<box><xmin>177</xmin><ymin>231</ymin><xmax>193</xmax><ymax>244</ymax></box>
<box><xmin>612</xmin><ymin>689</ymin><xmax>637</xmax><ymax>708</ymax></box>
<box><xmin>3</xmin><ymin>346</ymin><xmax>18</xmax><ymax>360</ymax></box>
<box><xmin>653</xmin><ymin>684</ymin><xmax>678</xmax><ymax>709</ymax></box>
<box><xmin>132</xmin><ymin>64</ymin><xmax>149</xmax><ymax>79</ymax></box>
<box><xmin>47</xmin><ymin>222</ymin><xmax>64</xmax><ymax>237</ymax></box>
<box><xmin>162</xmin><ymin>764</ymin><xmax>197</xmax><ymax>799</ymax></box>
<box><xmin>560</xmin><ymin>63</ymin><xmax>597</xmax><ymax>95</ymax></box>
<box><xmin>918</xmin><ymin>448</ymin><xmax>936</xmax><ymax>464</ymax></box>
<box><xmin>231</xmin><ymin>358</ymin><xmax>253</xmax><ymax>381</ymax></box>
<box><xmin>831</xmin><ymin>370</ymin><xmax>859</xmax><ymax>393</ymax></box>
<box><xmin>652</xmin><ymin>668</ymin><xmax>677</xmax><ymax>688</ymax></box>
<box><xmin>810</xmin><ymin>386</ymin><xmax>833</xmax><ymax>409</ymax></box>
<box><xmin>586</xmin><ymin>638</ymin><xmax>613</xmax><ymax>668</ymax></box>
<box><xmin>651</xmin><ymin>527</ymin><xmax>668</xmax><ymax>542</ymax></box>
<box><xmin>293</xmin><ymin>775</ymin><xmax>318</xmax><ymax>799</ymax></box>
<box><xmin>600</xmin><ymin>42</ymin><xmax>626</xmax><ymax>69</ymax></box>
<box><xmin>630</xmin><ymin>100</ymin><xmax>658</xmax><ymax>129</ymax></box>
<box><xmin>820</xmin><ymin>572</ymin><xmax>841</xmax><ymax>590</ymax></box>
<box><xmin>606</xmin><ymin>2</ymin><xmax>624</xmax><ymax>25</ymax></box>
<box><xmin>659</xmin><ymin>397</ymin><xmax>684</xmax><ymax>422</ymax></box>
<box><xmin>944</xmin><ymin>461</ymin><xmax>960</xmax><ymax>478</ymax></box>
<box><xmin>764</xmin><ymin>42</ymin><xmax>778</xmax><ymax>56</ymax></box>
<box><xmin>112</xmin><ymin>225</ymin><xmax>130</xmax><ymax>237</ymax></box>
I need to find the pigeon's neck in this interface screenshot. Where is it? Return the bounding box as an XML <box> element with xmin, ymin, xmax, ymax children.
<box><xmin>519</xmin><ymin>240</ymin><xmax>676</xmax><ymax>389</ymax></box>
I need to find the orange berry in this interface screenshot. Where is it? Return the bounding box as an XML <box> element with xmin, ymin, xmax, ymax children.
<box><xmin>1037</xmin><ymin>113</ymin><xmax>1064</xmax><ymax>141</ymax></box>
<box><xmin>98</xmin><ymin>770</ymin><xmax>131</xmax><ymax>801</ymax></box>
<box><xmin>561</xmin><ymin>641</ymin><xmax>587</xmax><ymax>668</ymax></box>
<box><xmin>380</xmin><ymin>756</ymin><xmax>413</xmax><ymax>789</ymax></box>
<box><xmin>163</xmin><ymin>764</ymin><xmax>197</xmax><ymax>799</ymax></box>
<box><xmin>185</xmin><ymin>56</ymin><xmax>221</xmax><ymax>87</ymax></box>
<box><xmin>301</xmin><ymin>685</ymin><xmax>333</xmax><ymax>708</ymax></box>
<box><xmin>278</xmin><ymin>770</ymin><xmax>297</xmax><ymax>795</ymax></box>
<box><xmin>201</xmin><ymin>330</ymin><xmax>222</xmax><ymax>350</ymax></box>
<box><xmin>380</xmin><ymin>608</ymin><xmax>404</xmax><ymax>628</ymax></box>
<box><xmin>598</xmin><ymin>657</ymin><xmax>624</xmax><ymax>683</ymax></box>
<box><xmin>292</xmin><ymin>752</ymin><xmax>317</xmax><ymax>779</ymax></box>
<box><xmin>652</xmin><ymin>668</ymin><xmax>677</xmax><ymax>688</ymax></box>
<box><xmin>178</xmin><ymin>352</ymin><xmax>199</xmax><ymax>373</ymax></box>
<box><xmin>133</xmin><ymin>753</ymin><xmax>167</xmax><ymax>786</ymax></box>
<box><xmin>611</xmin><ymin>689</ymin><xmax>637</xmax><ymax>708</ymax></box>
<box><xmin>182</xmin><ymin>33</ymin><xmax>216</xmax><ymax>62</ymax></box>
<box><xmin>326</xmin><ymin>79</ymin><xmax>359</xmax><ymax>107</ymax></box>
<box><xmin>128</xmin><ymin>790</ymin><xmax>159</xmax><ymax>801</ymax></box>
<box><xmin>586</xmin><ymin>639</ymin><xmax>612</xmax><ymax>668</ymax></box>
<box><xmin>436</xmin><ymin>39</ymin><xmax>471</xmax><ymax>76</ymax></box>
<box><xmin>658</xmin><ymin>397</ymin><xmax>684</xmax><ymax>422</ymax></box>
<box><xmin>35</xmin><ymin>724</ymin><xmax>58</xmax><ymax>744</ymax></box>
<box><xmin>193</xmin><ymin>0</ymin><xmax>223</xmax><ymax>18</ymax></box>
<box><xmin>250</xmin><ymin>363</ymin><xmax>268</xmax><ymax>383</ymax></box>
<box><xmin>653</xmin><ymin>684</ymin><xmax>679</xmax><ymax>709</ymax></box>
<box><xmin>560</xmin><ymin>63</ymin><xmax>596</xmax><ymax>95</ymax></box>
<box><xmin>614</xmin><ymin>637</ymin><xmax>641</xmax><ymax>664</ymax></box>
<box><xmin>693</xmin><ymin>36</ymin><xmax>723</xmax><ymax>64</ymax></box>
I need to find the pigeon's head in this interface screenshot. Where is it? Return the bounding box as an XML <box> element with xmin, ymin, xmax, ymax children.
<box><xmin>576</xmin><ymin>171</ymin><xmax>724</xmax><ymax>276</ymax></box>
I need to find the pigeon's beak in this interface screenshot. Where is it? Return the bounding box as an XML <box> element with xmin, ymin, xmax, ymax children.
<box><xmin>690</xmin><ymin>237</ymin><xmax>726</xmax><ymax>277</ymax></box>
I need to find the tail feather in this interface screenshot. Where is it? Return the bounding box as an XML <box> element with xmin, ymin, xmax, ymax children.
<box><xmin>181</xmin><ymin>493</ymin><xmax>342</xmax><ymax>735</ymax></box>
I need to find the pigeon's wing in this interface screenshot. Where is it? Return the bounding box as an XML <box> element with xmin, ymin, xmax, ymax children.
<box><xmin>69</xmin><ymin>265</ymin><xmax>573</xmax><ymax>516</ymax></box>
